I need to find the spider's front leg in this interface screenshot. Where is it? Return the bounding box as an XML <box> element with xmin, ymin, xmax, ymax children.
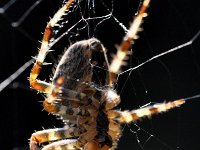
<box><xmin>108</xmin><ymin>0</ymin><xmax>150</xmax><ymax>85</ymax></box>
<box><xmin>29</xmin><ymin>0</ymin><xmax>75</xmax><ymax>93</ymax></box>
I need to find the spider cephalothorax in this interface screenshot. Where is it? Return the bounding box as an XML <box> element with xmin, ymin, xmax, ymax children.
<box><xmin>29</xmin><ymin>0</ymin><xmax>185</xmax><ymax>149</ymax></box>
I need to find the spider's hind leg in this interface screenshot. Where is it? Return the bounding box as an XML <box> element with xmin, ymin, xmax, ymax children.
<box><xmin>42</xmin><ymin>139</ymin><xmax>83</xmax><ymax>150</ymax></box>
<box><xmin>30</xmin><ymin>126</ymin><xmax>84</xmax><ymax>150</ymax></box>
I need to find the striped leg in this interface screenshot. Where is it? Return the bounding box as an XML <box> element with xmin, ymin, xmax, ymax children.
<box><xmin>42</xmin><ymin>92</ymin><xmax>99</xmax><ymax>125</ymax></box>
<box><xmin>43</xmin><ymin>88</ymin><xmax>99</xmax><ymax>115</ymax></box>
<box><xmin>108</xmin><ymin>99</ymin><xmax>185</xmax><ymax>123</ymax></box>
<box><xmin>84</xmin><ymin>140</ymin><xmax>110</xmax><ymax>150</ymax></box>
<box><xmin>43</xmin><ymin>98</ymin><xmax>98</xmax><ymax>125</ymax></box>
<box><xmin>43</xmin><ymin>98</ymin><xmax>96</xmax><ymax>117</ymax></box>
<box><xmin>30</xmin><ymin>127</ymin><xmax>84</xmax><ymax>150</ymax></box>
<box><xmin>29</xmin><ymin>0</ymin><xmax>75</xmax><ymax>93</ymax></box>
<box><xmin>109</xmin><ymin>0</ymin><xmax>150</xmax><ymax>85</ymax></box>
<box><xmin>58</xmin><ymin>87</ymin><xmax>100</xmax><ymax>108</ymax></box>
<box><xmin>42</xmin><ymin>76</ymin><xmax>99</xmax><ymax>115</ymax></box>
<box><xmin>42</xmin><ymin>139</ymin><xmax>83</xmax><ymax>150</ymax></box>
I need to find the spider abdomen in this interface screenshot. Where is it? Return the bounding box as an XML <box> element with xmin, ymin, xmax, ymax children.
<box><xmin>53</xmin><ymin>38</ymin><xmax>105</xmax><ymax>92</ymax></box>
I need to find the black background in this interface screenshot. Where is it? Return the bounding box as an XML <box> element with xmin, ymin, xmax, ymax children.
<box><xmin>0</xmin><ymin>0</ymin><xmax>200</xmax><ymax>150</ymax></box>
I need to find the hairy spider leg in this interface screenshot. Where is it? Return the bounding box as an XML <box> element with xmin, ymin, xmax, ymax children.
<box><xmin>43</xmin><ymin>77</ymin><xmax>100</xmax><ymax>121</ymax></box>
<box><xmin>43</xmin><ymin>98</ymin><xmax>97</xmax><ymax>116</ymax></box>
<box><xmin>42</xmin><ymin>139</ymin><xmax>110</xmax><ymax>150</ymax></box>
<box><xmin>107</xmin><ymin>99</ymin><xmax>185</xmax><ymax>123</ymax></box>
<box><xmin>43</xmin><ymin>95</ymin><xmax>99</xmax><ymax>124</ymax></box>
<box><xmin>42</xmin><ymin>139</ymin><xmax>82</xmax><ymax>150</ymax></box>
<box><xmin>58</xmin><ymin>87</ymin><xmax>100</xmax><ymax>107</ymax></box>
<box><xmin>30</xmin><ymin>0</ymin><xmax>111</xmax><ymax>93</ymax></box>
<box><xmin>30</xmin><ymin>127</ymin><xmax>85</xmax><ymax>150</ymax></box>
<box><xmin>43</xmin><ymin>86</ymin><xmax>99</xmax><ymax>110</ymax></box>
<box><xmin>84</xmin><ymin>140</ymin><xmax>110</xmax><ymax>150</ymax></box>
<box><xmin>29</xmin><ymin>0</ymin><xmax>75</xmax><ymax>93</ymax></box>
<box><xmin>109</xmin><ymin>0</ymin><xmax>150</xmax><ymax>85</ymax></box>
<box><xmin>34</xmin><ymin>121</ymin><xmax>100</xmax><ymax>150</ymax></box>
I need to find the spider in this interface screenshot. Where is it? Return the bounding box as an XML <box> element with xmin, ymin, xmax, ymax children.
<box><xmin>29</xmin><ymin>0</ymin><xmax>186</xmax><ymax>149</ymax></box>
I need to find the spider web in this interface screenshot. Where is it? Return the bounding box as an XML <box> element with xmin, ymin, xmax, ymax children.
<box><xmin>0</xmin><ymin>0</ymin><xmax>200</xmax><ymax>150</ymax></box>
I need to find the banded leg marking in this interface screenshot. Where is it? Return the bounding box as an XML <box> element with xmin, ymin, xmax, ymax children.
<box><xmin>109</xmin><ymin>0</ymin><xmax>151</xmax><ymax>85</ymax></box>
<box><xmin>30</xmin><ymin>127</ymin><xmax>84</xmax><ymax>150</ymax></box>
<box><xmin>108</xmin><ymin>99</ymin><xmax>185</xmax><ymax>123</ymax></box>
<box><xmin>30</xmin><ymin>0</ymin><xmax>76</xmax><ymax>93</ymax></box>
<box><xmin>43</xmin><ymin>98</ymin><xmax>95</xmax><ymax>117</ymax></box>
<box><xmin>59</xmin><ymin>88</ymin><xmax>100</xmax><ymax>108</ymax></box>
<box><xmin>42</xmin><ymin>139</ymin><xmax>83</xmax><ymax>150</ymax></box>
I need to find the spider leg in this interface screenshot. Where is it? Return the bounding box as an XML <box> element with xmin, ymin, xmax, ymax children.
<box><xmin>37</xmin><ymin>77</ymin><xmax>99</xmax><ymax>124</ymax></box>
<box><xmin>84</xmin><ymin>140</ymin><xmax>110</xmax><ymax>150</ymax></box>
<box><xmin>41</xmin><ymin>139</ymin><xmax>83</xmax><ymax>150</ymax></box>
<box><xmin>30</xmin><ymin>126</ymin><xmax>84</xmax><ymax>150</ymax></box>
<box><xmin>30</xmin><ymin>62</ymin><xmax>54</xmax><ymax>93</ymax></box>
<box><xmin>108</xmin><ymin>99</ymin><xmax>185</xmax><ymax>123</ymax></box>
<box><xmin>43</xmin><ymin>97</ymin><xmax>98</xmax><ymax>125</ymax></box>
<box><xmin>109</xmin><ymin>0</ymin><xmax>150</xmax><ymax>85</ymax></box>
<box><xmin>30</xmin><ymin>0</ymin><xmax>75</xmax><ymax>93</ymax></box>
<box><xmin>43</xmin><ymin>97</ymin><xmax>97</xmax><ymax>117</ymax></box>
<box><xmin>43</xmin><ymin>87</ymin><xmax>99</xmax><ymax>115</ymax></box>
<box><xmin>58</xmin><ymin>87</ymin><xmax>99</xmax><ymax>108</ymax></box>
<box><xmin>40</xmin><ymin>83</ymin><xmax>99</xmax><ymax>125</ymax></box>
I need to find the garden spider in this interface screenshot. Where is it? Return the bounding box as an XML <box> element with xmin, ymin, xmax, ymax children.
<box><xmin>29</xmin><ymin>0</ymin><xmax>185</xmax><ymax>149</ymax></box>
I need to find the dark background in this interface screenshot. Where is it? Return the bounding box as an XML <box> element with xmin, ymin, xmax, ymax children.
<box><xmin>0</xmin><ymin>0</ymin><xmax>200</xmax><ymax>150</ymax></box>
